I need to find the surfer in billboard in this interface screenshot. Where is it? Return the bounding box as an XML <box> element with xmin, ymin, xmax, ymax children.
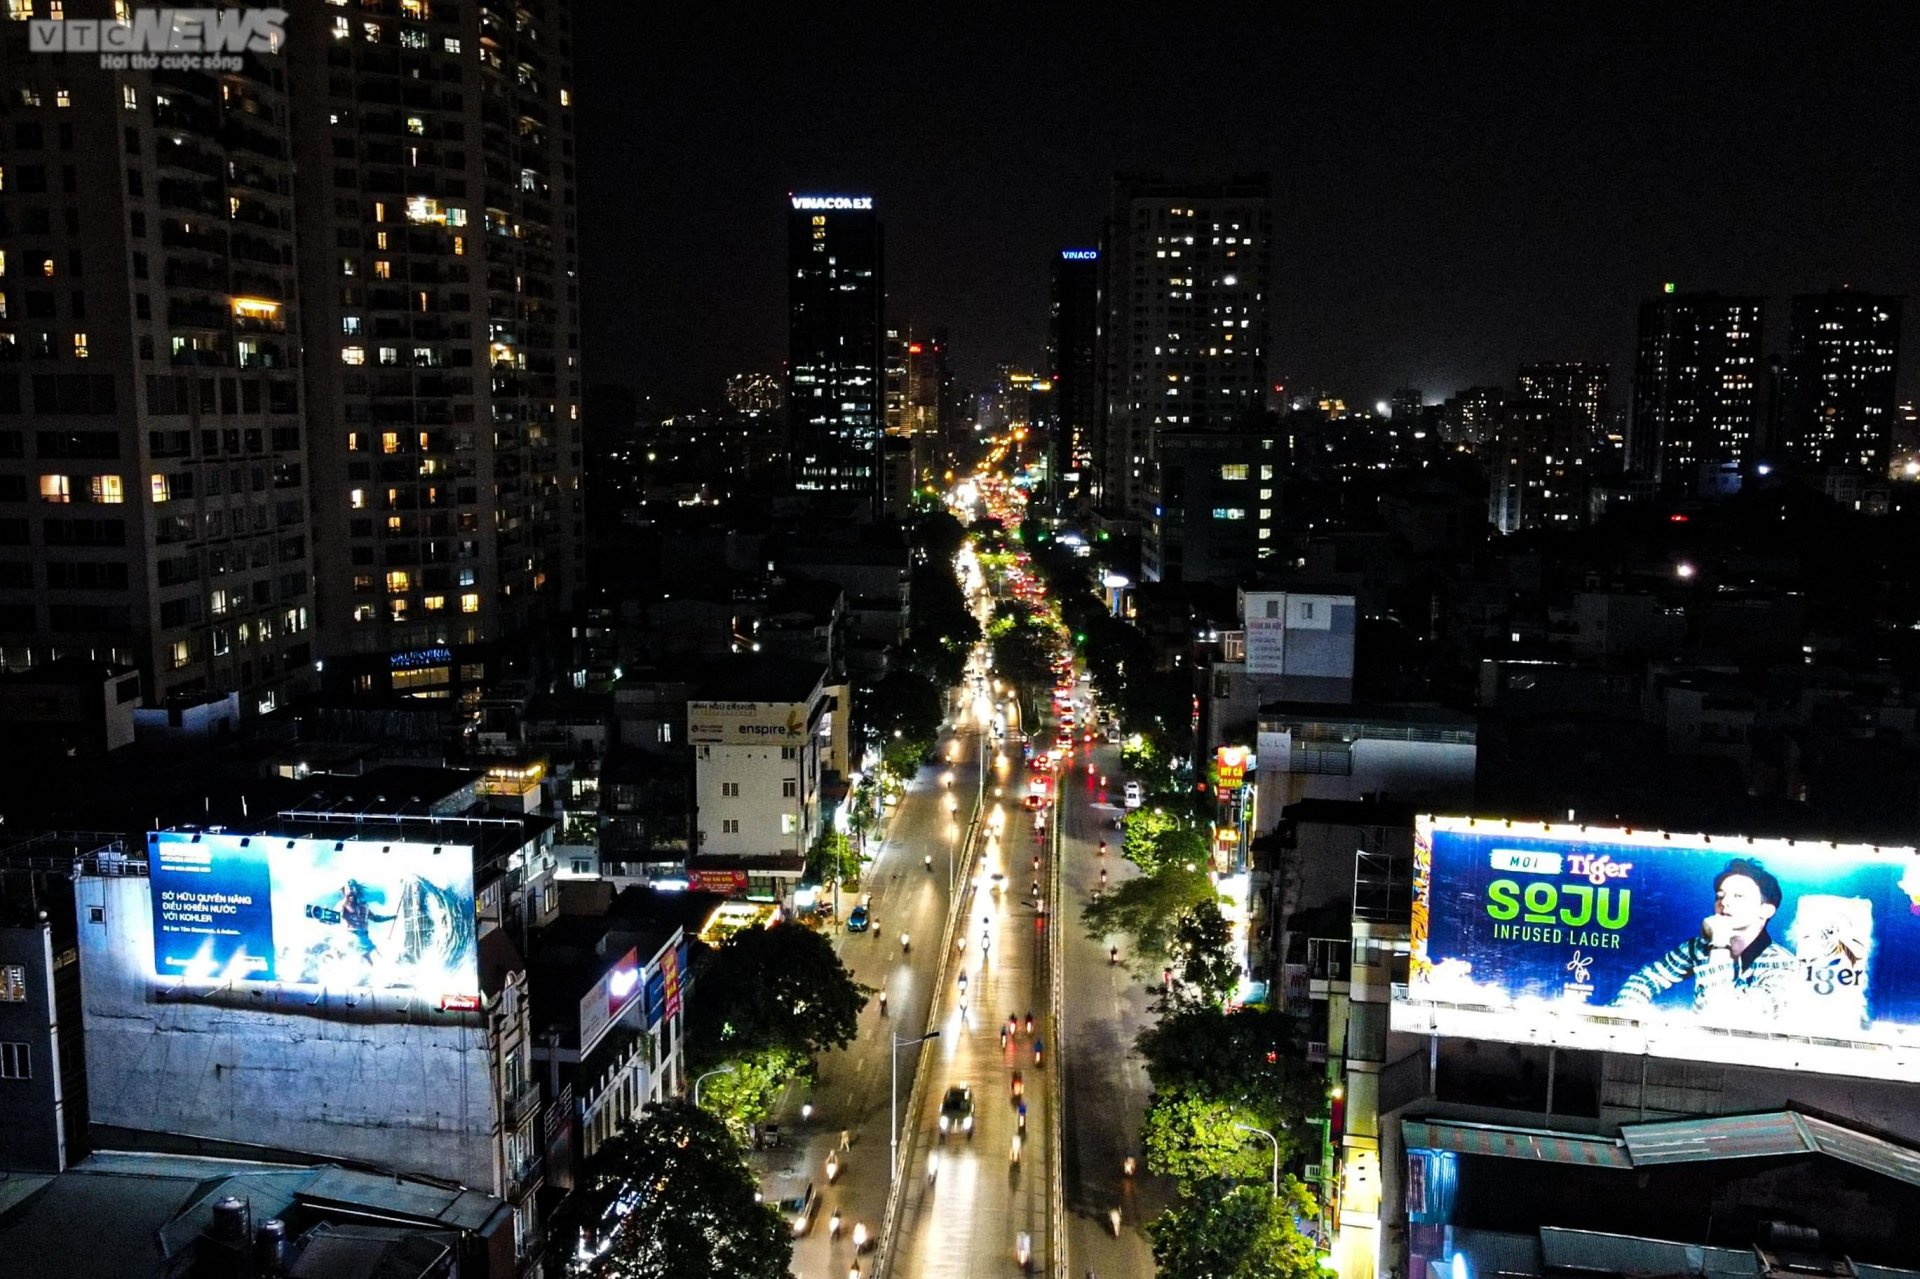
<box><xmin>1611</xmin><ymin>857</ymin><xmax>1797</xmax><ymax>1021</ymax></box>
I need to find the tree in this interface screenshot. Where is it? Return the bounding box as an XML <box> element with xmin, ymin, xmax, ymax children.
<box><xmin>1140</xmin><ymin>1089</ymin><xmax>1274</xmax><ymax>1190</ymax></box>
<box><xmin>1082</xmin><ymin>865</ymin><xmax>1218</xmax><ymax>969</ymax></box>
<box><xmin>1136</xmin><ymin>1006</ymin><xmax>1324</xmax><ymax>1140</ymax></box>
<box><xmin>696</xmin><ymin>1044</ymin><xmax>812</xmax><ymax>1142</ymax></box>
<box><xmin>806</xmin><ymin>831</ymin><xmax>861</xmax><ymax>887</ymax></box>
<box><xmin>579</xmin><ymin>1101</ymin><xmax>792</xmax><ymax>1279</ymax></box>
<box><xmin>1122</xmin><ymin>807</ymin><xmax>1209</xmax><ymax>877</ymax></box>
<box><xmin>1169</xmin><ymin>898</ymin><xmax>1240</xmax><ymax>1006</ymax></box>
<box><xmin>687</xmin><ymin>922</ymin><xmax>870</xmax><ymax>1068</ymax></box>
<box><xmin>1149</xmin><ymin>1180</ymin><xmax>1322</xmax><ymax>1279</ymax></box>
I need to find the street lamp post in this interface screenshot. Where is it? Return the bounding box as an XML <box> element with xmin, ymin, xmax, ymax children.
<box><xmin>693</xmin><ymin>1063</ymin><xmax>736</xmax><ymax>1108</ymax></box>
<box><xmin>1233</xmin><ymin>1122</ymin><xmax>1280</xmax><ymax>1198</ymax></box>
<box><xmin>891</xmin><ymin>1031</ymin><xmax>940</xmax><ymax>1180</ymax></box>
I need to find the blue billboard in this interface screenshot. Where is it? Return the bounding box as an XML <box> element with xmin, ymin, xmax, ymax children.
<box><xmin>148</xmin><ymin>832</ymin><xmax>479</xmax><ymax>1001</ymax></box>
<box><xmin>1403</xmin><ymin>818</ymin><xmax>1920</xmax><ymax>1074</ymax></box>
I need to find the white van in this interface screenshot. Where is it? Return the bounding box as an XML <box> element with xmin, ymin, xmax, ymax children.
<box><xmin>1123</xmin><ymin>781</ymin><xmax>1144</xmax><ymax>809</ymax></box>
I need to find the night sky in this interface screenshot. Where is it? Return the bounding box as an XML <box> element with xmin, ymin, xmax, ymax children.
<box><xmin>576</xmin><ymin>5</ymin><xmax>1919</xmax><ymax>417</ymax></box>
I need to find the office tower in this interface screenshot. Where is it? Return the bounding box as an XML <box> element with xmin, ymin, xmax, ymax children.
<box><xmin>1146</xmin><ymin>425</ymin><xmax>1284</xmax><ymax>584</ymax></box>
<box><xmin>1515</xmin><ymin>362</ymin><xmax>1609</xmax><ymax>442</ymax></box>
<box><xmin>1779</xmin><ymin>290</ymin><xmax>1902</xmax><ymax>474</ymax></box>
<box><xmin>286</xmin><ymin>3</ymin><xmax>583</xmax><ymax>699</ymax></box>
<box><xmin>1098</xmin><ymin>174</ymin><xmax>1274</xmax><ymax>521</ymax></box>
<box><xmin>882</xmin><ymin>327</ymin><xmax>908</xmax><ymax>433</ymax></box>
<box><xmin>1389</xmin><ymin>387</ymin><xmax>1424</xmax><ymax>427</ymax></box>
<box><xmin>1628</xmin><ymin>289</ymin><xmax>1762</xmax><ymax>488</ymax></box>
<box><xmin>0</xmin><ymin>23</ymin><xmax>316</xmax><ymax>718</ymax></box>
<box><xmin>1489</xmin><ymin>399</ymin><xmax>1594</xmax><ymax>534</ymax></box>
<box><xmin>1048</xmin><ymin>248</ymin><xmax>1099</xmax><ymax>515</ymax></box>
<box><xmin>787</xmin><ymin>193</ymin><xmax>883</xmax><ymax>499</ymax></box>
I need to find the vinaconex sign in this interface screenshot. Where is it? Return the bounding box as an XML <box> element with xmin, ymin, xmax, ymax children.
<box><xmin>791</xmin><ymin>196</ymin><xmax>873</xmax><ymax>210</ymax></box>
<box><xmin>1060</xmin><ymin>249</ymin><xmax>1099</xmax><ymax>260</ymax></box>
<box><xmin>1398</xmin><ymin>816</ymin><xmax>1920</xmax><ymax>1081</ymax></box>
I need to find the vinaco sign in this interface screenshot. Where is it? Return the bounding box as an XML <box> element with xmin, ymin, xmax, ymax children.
<box><xmin>1397</xmin><ymin>816</ymin><xmax>1920</xmax><ymax>1081</ymax></box>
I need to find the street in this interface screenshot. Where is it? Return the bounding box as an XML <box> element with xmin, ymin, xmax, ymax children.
<box><xmin>750</xmin><ymin>722</ymin><xmax>986</xmax><ymax>1278</ymax></box>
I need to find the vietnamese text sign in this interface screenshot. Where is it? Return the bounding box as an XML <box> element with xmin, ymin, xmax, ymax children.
<box><xmin>687</xmin><ymin>699</ymin><xmax>808</xmax><ymax>745</ymax></box>
<box><xmin>1403</xmin><ymin>817</ymin><xmax>1920</xmax><ymax>1074</ymax></box>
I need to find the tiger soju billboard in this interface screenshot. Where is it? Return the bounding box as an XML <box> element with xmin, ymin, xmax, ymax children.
<box><xmin>1398</xmin><ymin>816</ymin><xmax>1920</xmax><ymax>1080</ymax></box>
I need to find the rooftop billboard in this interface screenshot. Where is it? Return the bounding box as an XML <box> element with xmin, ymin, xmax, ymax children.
<box><xmin>148</xmin><ymin>831</ymin><xmax>479</xmax><ymax>1004</ymax></box>
<box><xmin>1399</xmin><ymin>817</ymin><xmax>1920</xmax><ymax>1080</ymax></box>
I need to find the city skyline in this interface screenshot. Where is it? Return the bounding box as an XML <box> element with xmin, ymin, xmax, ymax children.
<box><xmin>577</xmin><ymin>5</ymin><xmax>1919</xmax><ymax>413</ymax></box>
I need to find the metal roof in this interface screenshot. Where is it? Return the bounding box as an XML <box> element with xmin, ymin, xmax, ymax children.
<box><xmin>1538</xmin><ymin>1227</ymin><xmax>1760</xmax><ymax>1276</ymax></box>
<box><xmin>1402</xmin><ymin>1119</ymin><xmax>1633</xmax><ymax>1169</ymax></box>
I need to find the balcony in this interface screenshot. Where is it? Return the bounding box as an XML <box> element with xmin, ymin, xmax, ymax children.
<box><xmin>504</xmin><ymin>1079</ymin><xmax>543</xmax><ymax>1130</ymax></box>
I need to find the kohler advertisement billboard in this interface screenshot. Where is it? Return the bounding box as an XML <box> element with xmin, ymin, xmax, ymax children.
<box><xmin>78</xmin><ymin>836</ymin><xmax>497</xmax><ymax>1189</ymax></box>
<box><xmin>1398</xmin><ymin>816</ymin><xmax>1920</xmax><ymax>1081</ymax></box>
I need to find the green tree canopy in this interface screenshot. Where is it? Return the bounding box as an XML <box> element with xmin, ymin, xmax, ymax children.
<box><xmin>1122</xmin><ymin>806</ymin><xmax>1210</xmax><ymax>877</ymax></box>
<box><xmin>1082</xmin><ymin>865</ymin><xmax>1219</xmax><ymax>970</ymax></box>
<box><xmin>1136</xmin><ymin>1006</ymin><xmax>1325</xmax><ymax>1141</ymax></box>
<box><xmin>686</xmin><ymin>922</ymin><xmax>870</xmax><ymax>1068</ymax></box>
<box><xmin>1169</xmin><ymin>898</ymin><xmax>1240</xmax><ymax>1007</ymax></box>
<box><xmin>1148</xmin><ymin>1179</ymin><xmax>1323</xmax><ymax>1279</ymax></box>
<box><xmin>580</xmin><ymin>1100</ymin><xmax>792</xmax><ymax>1279</ymax></box>
<box><xmin>696</xmin><ymin>1044</ymin><xmax>812</xmax><ymax>1142</ymax></box>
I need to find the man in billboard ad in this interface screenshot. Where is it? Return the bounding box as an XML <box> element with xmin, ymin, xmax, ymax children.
<box><xmin>1407</xmin><ymin>818</ymin><xmax>1920</xmax><ymax>1065</ymax></box>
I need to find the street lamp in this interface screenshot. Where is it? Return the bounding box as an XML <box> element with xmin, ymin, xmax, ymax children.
<box><xmin>891</xmin><ymin>1031</ymin><xmax>940</xmax><ymax>1180</ymax></box>
<box><xmin>1233</xmin><ymin>1122</ymin><xmax>1280</xmax><ymax>1198</ymax></box>
<box><xmin>693</xmin><ymin>1063</ymin><xmax>737</xmax><ymax>1108</ymax></box>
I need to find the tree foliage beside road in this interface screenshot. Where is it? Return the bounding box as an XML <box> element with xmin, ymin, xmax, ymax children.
<box><xmin>576</xmin><ymin>1101</ymin><xmax>792</xmax><ymax>1279</ymax></box>
<box><xmin>1148</xmin><ymin>1179</ymin><xmax>1323</xmax><ymax>1279</ymax></box>
<box><xmin>689</xmin><ymin>922</ymin><xmax>869</xmax><ymax>1067</ymax></box>
<box><xmin>1137</xmin><ymin>1005</ymin><xmax>1324</xmax><ymax>1152</ymax></box>
<box><xmin>1082</xmin><ymin>863</ymin><xmax>1218</xmax><ymax>970</ymax></box>
<box><xmin>1140</xmin><ymin>1090</ymin><xmax>1275</xmax><ymax>1190</ymax></box>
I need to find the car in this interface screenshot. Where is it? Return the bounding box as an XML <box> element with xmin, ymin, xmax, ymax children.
<box><xmin>1123</xmin><ymin>781</ymin><xmax>1144</xmax><ymax>809</ymax></box>
<box><xmin>846</xmin><ymin>904</ymin><xmax>870</xmax><ymax>933</ymax></box>
<box><xmin>1022</xmin><ymin>793</ymin><xmax>1048</xmax><ymax>811</ymax></box>
<box><xmin>773</xmin><ymin>1181</ymin><xmax>819</xmax><ymax>1236</ymax></box>
<box><xmin>939</xmin><ymin>1084</ymin><xmax>975</xmax><ymax>1137</ymax></box>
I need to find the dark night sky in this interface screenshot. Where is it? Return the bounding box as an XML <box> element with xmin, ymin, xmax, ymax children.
<box><xmin>575</xmin><ymin>4</ymin><xmax>1918</xmax><ymax>417</ymax></box>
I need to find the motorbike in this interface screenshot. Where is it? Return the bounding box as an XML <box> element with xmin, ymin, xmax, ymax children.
<box><xmin>1016</xmin><ymin>1231</ymin><xmax>1033</xmax><ymax>1271</ymax></box>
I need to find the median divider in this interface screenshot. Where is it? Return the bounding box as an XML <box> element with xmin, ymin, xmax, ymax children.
<box><xmin>1047</xmin><ymin>775</ymin><xmax>1067</xmax><ymax>1279</ymax></box>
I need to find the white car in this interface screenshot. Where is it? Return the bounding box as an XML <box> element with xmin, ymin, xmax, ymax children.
<box><xmin>1123</xmin><ymin>781</ymin><xmax>1144</xmax><ymax>809</ymax></box>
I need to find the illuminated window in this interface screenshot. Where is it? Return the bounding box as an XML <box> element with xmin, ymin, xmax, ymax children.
<box><xmin>375</xmin><ymin>231</ymin><xmax>389</xmax><ymax>250</ymax></box>
<box><xmin>212</xmin><ymin>628</ymin><xmax>230</xmax><ymax>656</ymax></box>
<box><xmin>386</xmin><ymin>515</ymin><xmax>402</xmax><ymax>532</ymax></box>
<box><xmin>341</xmin><ymin>346</ymin><xmax>365</xmax><ymax>365</ymax></box>
<box><xmin>123</xmin><ymin>86</ymin><xmax>137</xmax><ymax>111</ymax></box>
<box><xmin>1219</xmin><ymin>464</ymin><xmax>1248</xmax><ymax>481</ymax></box>
<box><xmin>340</xmin><ymin>258</ymin><xmax>356</xmax><ymax>276</ymax></box>
<box><xmin>39</xmin><ymin>475</ymin><xmax>70</xmax><ymax>503</ymax></box>
<box><xmin>6</xmin><ymin>0</ymin><xmax>31</xmax><ymax>20</ymax></box>
<box><xmin>1211</xmin><ymin>507</ymin><xmax>1247</xmax><ymax>520</ymax></box>
<box><xmin>210</xmin><ymin>588</ymin><xmax>230</xmax><ymax>617</ymax></box>
<box><xmin>406</xmin><ymin>116</ymin><xmax>425</xmax><ymax>135</ymax></box>
<box><xmin>445</xmin><ymin>207</ymin><xmax>466</xmax><ymax>226</ymax></box>
<box><xmin>386</xmin><ymin>570</ymin><xmax>410</xmax><ymax>593</ymax></box>
<box><xmin>90</xmin><ymin>475</ymin><xmax>124</xmax><ymax>504</ymax></box>
<box><xmin>373</xmin><ymin>260</ymin><xmax>391</xmax><ymax>280</ymax></box>
<box><xmin>560</xmin><ymin>89</ymin><xmax>572</xmax><ymax>107</ymax></box>
<box><xmin>452</xmin><ymin>235</ymin><xmax>465</xmax><ymax>256</ymax></box>
<box><xmin>72</xmin><ymin>332</ymin><xmax>89</xmax><ymax>358</ymax></box>
<box><xmin>363</xmin><ymin>21</ymin><xmax>381</xmax><ymax>42</ymax></box>
<box><xmin>349</xmin><ymin>488</ymin><xmax>366</xmax><ymax>509</ymax></box>
<box><xmin>443</xmin><ymin>36</ymin><xmax>460</xmax><ymax>53</ymax></box>
<box><xmin>353</xmin><ymin>604</ymin><xmax>375</xmax><ymax>623</ymax></box>
<box><xmin>170</xmin><ymin>640</ymin><xmax>191</xmax><ymax>670</ymax></box>
<box><xmin>461</xmin><ymin>593</ymin><xmax>480</xmax><ymax>613</ymax></box>
<box><xmin>55</xmin><ymin>88</ymin><xmax>71</xmax><ymax>108</ymax></box>
<box><xmin>341</xmin><ymin>316</ymin><xmax>361</xmax><ymax>335</ymax></box>
<box><xmin>41</xmin><ymin>258</ymin><xmax>54</xmax><ymax>278</ymax></box>
<box><xmin>372</xmin><ymin>201</ymin><xmax>387</xmax><ymax>222</ymax></box>
<box><xmin>424</xmin><ymin>595</ymin><xmax>446</xmax><ymax>612</ymax></box>
<box><xmin>151</xmin><ymin>473</ymin><xmax>170</xmax><ymax>502</ymax></box>
<box><xmin>332</xmin><ymin>15</ymin><xmax>349</xmax><ymax>39</ymax></box>
<box><xmin>382</xmin><ymin>431</ymin><xmax>400</xmax><ymax>454</ymax></box>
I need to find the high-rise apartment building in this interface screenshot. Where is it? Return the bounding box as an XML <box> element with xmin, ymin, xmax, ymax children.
<box><xmin>787</xmin><ymin>194</ymin><xmax>883</xmax><ymax>499</ymax></box>
<box><xmin>1097</xmin><ymin>174</ymin><xmax>1273</xmax><ymax>521</ymax></box>
<box><xmin>1047</xmin><ymin>248</ymin><xmax>1099</xmax><ymax>516</ymax></box>
<box><xmin>883</xmin><ymin>327</ymin><xmax>908</xmax><ymax>434</ymax></box>
<box><xmin>1515</xmin><ymin>361</ymin><xmax>1608</xmax><ymax>442</ymax></box>
<box><xmin>1628</xmin><ymin>289</ymin><xmax>1762</xmax><ymax>488</ymax></box>
<box><xmin>0</xmin><ymin>16</ymin><xmax>316</xmax><ymax>718</ymax></box>
<box><xmin>1779</xmin><ymin>289</ymin><xmax>1902</xmax><ymax>474</ymax></box>
<box><xmin>288</xmin><ymin>2</ymin><xmax>584</xmax><ymax>699</ymax></box>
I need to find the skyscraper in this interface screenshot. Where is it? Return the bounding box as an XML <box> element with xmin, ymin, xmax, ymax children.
<box><xmin>1628</xmin><ymin>289</ymin><xmax>1763</xmax><ymax>488</ymax></box>
<box><xmin>787</xmin><ymin>194</ymin><xmax>883</xmax><ymax>499</ymax></box>
<box><xmin>1047</xmin><ymin>248</ymin><xmax>1099</xmax><ymax>516</ymax></box>
<box><xmin>1515</xmin><ymin>362</ymin><xmax>1609</xmax><ymax>443</ymax></box>
<box><xmin>1097</xmin><ymin>174</ymin><xmax>1274</xmax><ymax>521</ymax></box>
<box><xmin>288</xmin><ymin>3</ymin><xmax>584</xmax><ymax>699</ymax></box>
<box><xmin>1779</xmin><ymin>289</ymin><xmax>1902</xmax><ymax>474</ymax></box>
<box><xmin>0</xmin><ymin>19</ymin><xmax>316</xmax><ymax>717</ymax></box>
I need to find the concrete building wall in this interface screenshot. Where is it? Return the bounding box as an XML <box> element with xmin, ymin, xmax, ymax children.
<box><xmin>694</xmin><ymin>740</ymin><xmax>809</xmax><ymax>858</ymax></box>
<box><xmin>77</xmin><ymin>874</ymin><xmax>497</xmax><ymax>1189</ymax></box>
<box><xmin>0</xmin><ymin>922</ymin><xmax>65</xmax><ymax>1171</ymax></box>
<box><xmin>1255</xmin><ymin>730</ymin><xmax>1476</xmax><ymax>832</ymax></box>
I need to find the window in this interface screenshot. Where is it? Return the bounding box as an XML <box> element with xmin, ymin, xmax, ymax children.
<box><xmin>1219</xmin><ymin>464</ymin><xmax>1249</xmax><ymax>481</ymax></box>
<box><xmin>0</xmin><ymin>965</ymin><xmax>24</xmax><ymax>1002</ymax></box>
<box><xmin>781</xmin><ymin>815</ymin><xmax>798</xmax><ymax>836</ymax></box>
<box><xmin>781</xmin><ymin>746</ymin><xmax>799</xmax><ymax>760</ymax></box>
<box><xmin>721</xmin><ymin>819</ymin><xmax>739</xmax><ymax>835</ymax></box>
<box><xmin>424</xmin><ymin>594</ymin><xmax>445</xmax><ymax>612</ymax></box>
<box><xmin>721</xmin><ymin>782</ymin><xmax>739</xmax><ymax>798</ymax></box>
<box><xmin>373</xmin><ymin>260</ymin><xmax>391</xmax><ymax>280</ymax></box>
<box><xmin>342</xmin><ymin>316</ymin><xmax>362</xmax><ymax>335</ymax></box>
<box><xmin>90</xmin><ymin>474</ymin><xmax>123</xmax><ymax>503</ymax></box>
<box><xmin>39</xmin><ymin>474</ymin><xmax>70</xmax><ymax>503</ymax></box>
<box><xmin>0</xmin><ymin>1041</ymin><xmax>28</xmax><ymax>1080</ymax></box>
<box><xmin>1211</xmin><ymin>507</ymin><xmax>1247</xmax><ymax>520</ymax></box>
<box><xmin>170</xmin><ymin>639</ymin><xmax>191</xmax><ymax>670</ymax></box>
<box><xmin>341</xmin><ymin>346</ymin><xmax>365</xmax><ymax>365</ymax></box>
<box><xmin>55</xmin><ymin>88</ymin><xmax>70</xmax><ymax>108</ymax></box>
<box><xmin>461</xmin><ymin>592</ymin><xmax>480</xmax><ymax>613</ymax></box>
<box><xmin>385</xmin><ymin>569</ymin><xmax>410</xmax><ymax>593</ymax></box>
<box><xmin>123</xmin><ymin>86</ymin><xmax>137</xmax><ymax>111</ymax></box>
<box><xmin>73</xmin><ymin>332</ymin><xmax>89</xmax><ymax>358</ymax></box>
<box><xmin>782</xmin><ymin>779</ymin><xmax>797</xmax><ymax>798</ymax></box>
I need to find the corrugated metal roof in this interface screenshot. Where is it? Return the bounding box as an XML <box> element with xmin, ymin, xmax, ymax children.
<box><xmin>1404</xmin><ymin>1119</ymin><xmax>1632</xmax><ymax>1169</ymax></box>
<box><xmin>1538</xmin><ymin>1228</ymin><xmax>1759</xmax><ymax>1275</ymax></box>
<box><xmin>1801</xmin><ymin>1113</ymin><xmax>1920</xmax><ymax>1190</ymax></box>
<box><xmin>1621</xmin><ymin>1110</ymin><xmax>1816</xmax><ymax>1165</ymax></box>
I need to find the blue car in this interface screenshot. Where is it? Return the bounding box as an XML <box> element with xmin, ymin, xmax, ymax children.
<box><xmin>847</xmin><ymin>904</ymin><xmax>870</xmax><ymax>933</ymax></box>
